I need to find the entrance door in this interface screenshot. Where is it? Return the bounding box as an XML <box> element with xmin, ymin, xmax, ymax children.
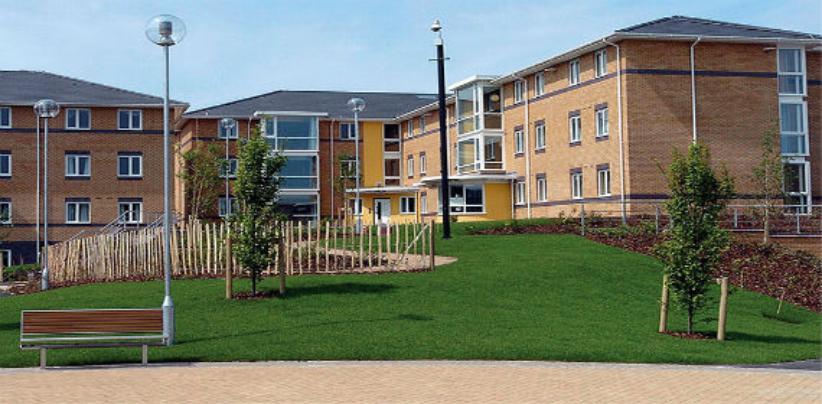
<box><xmin>374</xmin><ymin>199</ymin><xmax>391</xmax><ymax>226</ymax></box>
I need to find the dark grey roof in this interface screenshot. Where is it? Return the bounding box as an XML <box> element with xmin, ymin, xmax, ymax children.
<box><xmin>617</xmin><ymin>16</ymin><xmax>821</xmax><ymax>40</ymax></box>
<box><xmin>0</xmin><ymin>70</ymin><xmax>185</xmax><ymax>106</ymax></box>
<box><xmin>184</xmin><ymin>90</ymin><xmax>438</xmax><ymax>120</ymax></box>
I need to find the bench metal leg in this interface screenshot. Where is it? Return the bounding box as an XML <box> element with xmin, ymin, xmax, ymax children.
<box><xmin>142</xmin><ymin>344</ymin><xmax>148</xmax><ymax>365</ymax></box>
<box><xmin>39</xmin><ymin>348</ymin><xmax>46</xmax><ymax>369</ymax></box>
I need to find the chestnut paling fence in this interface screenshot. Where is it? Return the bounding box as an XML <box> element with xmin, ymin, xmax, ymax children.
<box><xmin>46</xmin><ymin>219</ymin><xmax>435</xmax><ymax>284</ymax></box>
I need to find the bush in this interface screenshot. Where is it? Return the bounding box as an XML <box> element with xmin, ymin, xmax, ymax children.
<box><xmin>3</xmin><ymin>264</ymin><xmax>40</xmax><ymax>282</ymax></box>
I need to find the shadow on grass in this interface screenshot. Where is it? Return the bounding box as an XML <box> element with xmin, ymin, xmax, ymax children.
<box><xmin>0</xmin><ymin>322</ymin><xmax>19</xmax><ymax>331</ymax></box>
<box><xmin>285</xmin><ymin>283</ymin><xmax>397</xmax><ymax>298</ymax></box>
<box><xmin>726</xmin><ymin>332</ymin><xmax>818</xmax><ymax>344</ymax></box>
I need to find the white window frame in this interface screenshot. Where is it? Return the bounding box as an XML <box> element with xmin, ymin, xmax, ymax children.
<box><xmin>0</xmin><ymin>153</ymin><xmax>10</xmax><ymax>177</ymax></box>
<box><xmin>406</xmin><ymin>120</ymin><xmax>413</xmax><ymax>137</ymax></box>
<box><xmin>421</xmin><ymin>194</ymin><xmax>428</xmax><ymax>213</ymax></box>
<box><xmin>515</xmin><ymin>181</ymin><xmax>526</xmax><ymax>205</ymax></box>
<box><xmin>118</xmin><ymin>154</ymin><xmax>143</xmax><ymax>178</ymax></box>
<box><xmin>779</xmin><ymin>101</ymin><xmax>808</xmax><ymax>157</ymax></box>
<box><xmin>349</xmin><ymin>197</ymin><xmax>363</xmax><ymax>216</ymax></box>
<box><xmin>65</xmin><ymin>153</ymin><xmax>91</xmax><ymax>177</ymax></box>
<box><xmin>569</xmin><ymin>59</ymin><xmax>581</xmax><ymax>86</ymax></box>
<box><xmin>218</xmin><ymin>118</ymin><xmax>238</xmax><ymax>139</ymax></box>
<box><xmin>783</xmin><ymin>159</ymin><xmax>811</xmax><ymax>213</ymax></box>
<box><xmin>514</xmin><ymin>80</ymin><xmax>525</xmax><ymax>103</ymax></box>
<box><xmin>514</xmin><ymin>129</ymin><xmax>524</xmax><ymax>154</ymax></box>
<box><xmin>340</xmin><ymin>122</ymin><xmax>356</xmax><ymax>140</ymax></box>
<box><xmin>0</xmin><ymin>107</ymin><xmax>11</xmax><ymax>129</ymax></box>
<box><xmin>220</xmin><ymin>158</ymin><xmax>238</xmax><ymax>179</ymax></box>
<box><xmin>340</xmin><ymin>159</ymin><xmax>358</xmax><ymax>178</ymax></box>
<box><xmin>419</xmin><ymin>115</ymin><xmax>426</xmax><ymax>134</ymax></box>
<box><xmin>569</xmin><ymin>115</ymin><xmax>581</xmax><ymax>143</ymax></box>
<box><xmin>534</xmin><ymin>72</ymin><xmax>545</xmax><ymax>97</ymax></box>
<box><xmin>0</xmin><ymin>200</ymin><xmax>11</xmax><ymax>224</ymax></box>
<box><xmin>777</xmin><ymin>47</ymin><xmax>806</xmax><ymax>97</ymax></box>
<box><xmin>260</xmin><ymin>116</ymin><xmax>319</xmax><ymax>151</ymax></box>
<box><xmin>536</xmin><ymin>177</ymin><xmax>547</xmax><ymax>202</ymax></box>
<box><xmin>596</xmin><ymin>108</ymin><xmax>609</xmax><ymax>138</ymax></box>
<box><xmin>117</xmin><ymin>109</ymin><xmax>143</xmax><ymax>131</ymax></box>
<box><xmin>65</xmin><ymin>108</ymin><xmax>91</xmax><ymax>130</ymax></box>
<box><xmin>117</xmin><ymin>201</ymin><xmax>143</xmax><ymax>224</ymax></box>
<box><xmin>419</xmin><ymin>154</ymin><xmax>427</xmax><ymax>175</ymax></box>
<box><xmin>218</xmin><ymin>196</ymin><xmax>236</xmax><ymax>218</ymax></box>
<box><xmin>406</xmin><ymin>155</ymin><xmax>414</xmax><ymax>177</ymax></box>
<box><xmin>442</xmin><ymin>184</ymin><xmax>485</xmax><ymax>214</ymax></box>
<box><xmin>535</xmin><ymin>123</ymin><xmax>546</xmax><ymax>150</ymax></box>
<box><xmin>597</xmin><ymin>167</ymin><xmax>611</xmax><ymax>197</ymax></box>
<box><xmin>594</xmin><ymin>49</ymin><xmax>608</xmax><ymax>78</ymax></box>
<box><xmin>400</xmin><ymin>196</ymin><xmax>416</xmax><ymax>214</ymax></box>
<box><xmin>65</xmin><ymin>200</ymin><xmax>91</xmax><ymax>224</ymax></box>
<box><xmin>571</xmin><ymin>172</ymin><xmax>583</xmax><ymax>200</ymax></box>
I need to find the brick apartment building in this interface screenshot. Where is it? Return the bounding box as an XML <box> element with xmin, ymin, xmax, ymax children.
<box><xmin>2</xmin><ymin>16</ymin><xmax>820</xmax><ymax>265</ymax></box>
<box><xmin>0</xmin><ymin>71</ymin><xmax>186</xmax><ymax>265</ymax></box>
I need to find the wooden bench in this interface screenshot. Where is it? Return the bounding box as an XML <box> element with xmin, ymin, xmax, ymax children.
<box><xmin>20</xmin><ymin>309</ymin><xmax>166</xmax><ymax>368</ymax></box>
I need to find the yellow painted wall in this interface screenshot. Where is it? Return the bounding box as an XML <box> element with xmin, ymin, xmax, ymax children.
<box><xmin>362</xmin><ymin>122</ymin><xmax>384</xmax><ymax>187</ymax></box>
<box><xmin>423</xmin><ymin>182</ymin><xmax>512</xmax><ymax>223</ymax></box>
<box><xmin>354</xmin><ymin>193</ymin><xmax>421</xmax><ymax>226</ymax></box>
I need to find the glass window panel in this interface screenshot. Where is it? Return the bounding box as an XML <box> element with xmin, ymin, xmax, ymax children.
<box><xmin>465</xmin><ymin>185</ymin><xmax>483</xmax><ymax>205</ymax></box>
<box><xmin>132</xmin><ymin>111</ymin><xmax>141</xmax><ymax>128</ymax></box>
<box><xmin>67</xmin><ymin>109</ymin><xmax>76</xmax><ymax>127</ymax></box>
<box><xmin>277</xmin><ymin>116</ymin><xmax>314</xmax><ymax>138</ymax></box>
<box><xmin>384</xmin><ymin>158</ymin><xmax>400</xmax><ymax>177</ymax></box>
<box><xmin>780</xmin><ymin>103</ymin><xmax>803</xmax><ymax>132</ymax></box>
<box><xmin>0</xmin><ymin>155</ymin><xmax>8</xmax><ymax>174</ymax></box>
<box><xmin>458</xmin><ymin>139</ymin><xmax>477</xmax><ymax>170</ymax></box>
<box><xmin>0</xmin><ymin>108</ymin><xmax>9</xmax><ymax>126</ymax></box>
<box><xmin>484</xmin><ymin>136</ymin><xmax>502</xmax><ymax>169</ymax></box>
<box><xmin>384</xmin><ymin>124</ymin><xmax>400</xmax><ymax>139</ymax></box>
<box><xmin>779</xmin><ymin>76</ymin><xmax>803</xmax><ymax>95</ymax></box>
<box><xmin>119</xmin><ymin>111</ymin><xmax>129</xmax><ymax>129</ymax></box>
<box><xmin>457</xmin><ymin>87</ymin><xmax>475</xmax><ymax>120</ymax></box>
<box><xmin>281</xmin><ymin>156</ymin><xmax>317</xmax><ymax>177</ymax></box>
<box><xmin>384</xmin><ymin>141</ymin><xmax>400</xmax><ymax>152</ymax></box>
<box><xmin>79</xmin><ymin>110</ymin><xmax>90</xmax><ymax>128</ymax></box>
<box><xmin>278</xmin><ymin>194</ymin><xmax>318</xmax><ymax>217</ymax></box>
<box><xmin>779</xmin><ymin>49</ymin><xmax>801</xmax><ymax>73</ymax></box>
<box><xmin>132</xmin><ymin>157</ymin><xmax>141</xmax><ymax>175</ymax></box>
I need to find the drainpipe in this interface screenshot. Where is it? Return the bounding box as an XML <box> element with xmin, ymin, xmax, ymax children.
<box><xmin>690</xmin><ymin>36</ymin><xmax>702</xmax><ymax>144</ymax></box>
<box><xmin>512</xmin><ymin>74</ymin><xmax>532</xmax><ymax>219</ymax></box>
<box><xmin>603</xmin><ymin>39</ymin><xmax>627</xmax><ymax>224</ymax></box>
<box><xmin>329</xmin><ymin>117</ymin><xmax>336</xmax><ymax>221</ymax></box>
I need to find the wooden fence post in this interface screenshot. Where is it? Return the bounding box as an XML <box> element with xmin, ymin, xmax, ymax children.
<box><xmin>428</xmin><ymin>222</ymin><xmax>435</xmax><ymax>270</ymax></box>
<box><xmin>580</xmin><ymin>204</ymin><xmax>586</xmax><ymax>236</ymax></box>
<box><xmin>225</xmin><ymin>228</ymin><xmax>233</xmax><ymax>300</ymax></box>
<box><xmin>659</xmin><ymin>274</ymin><xmax>669</xmax><ymax>333</ymax></box>
<box><xmin>277</xmin><ymin>235</ymin><xmax>286</xmax><ymax>296</ymax></box>
<box><xmin>717</xmin><ymin>277</ymin><xmax>729</xmax><ymax>341</ymax></box>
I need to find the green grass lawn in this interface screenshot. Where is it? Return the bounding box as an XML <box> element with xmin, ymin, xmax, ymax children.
<box><xmin>1</xmin><ymin>223</ymin><xmax>819</xmax><ymax>367</ymax></box>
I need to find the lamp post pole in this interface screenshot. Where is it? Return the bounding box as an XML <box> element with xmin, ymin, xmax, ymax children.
<box><xmin>35</xmin><ymin>116</ymin><xmax>40</xmax><ymax>264</ymax></box>
<box><xmin>347</xmin><ymin>98</ymin><xmax>366</xmax><ymax>233</ymax></box>
<box><xmin>146</xmin><ymin>14</ymin><xmax>186</xmax><ymax>346</ymax></box>
<box><xmin>432</xmin><ymin>20</ymin><xmax>451</xmax><ymax>239</ymax></box>
<box><xmin>34</xmin><ymin>99</ymin><xmax>59</xmax><ymax>290</ymax></box>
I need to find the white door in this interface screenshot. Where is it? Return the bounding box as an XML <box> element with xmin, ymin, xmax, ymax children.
<box><xmin>374</xmin><ymin>199</ymin><xmax>391</xmax><ymax>226</ymax></box>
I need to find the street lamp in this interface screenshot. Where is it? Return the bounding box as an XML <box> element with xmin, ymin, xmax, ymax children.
<box><xmin>34</xmin><ymin>99</ymin><xmax>59</xmax><ymax>290</ymax></box>
<box><xmin>145</xmin><ymin>14</ymin><xmax>186</xmax><ymax>346</ymax></box>
<box><xmin>347</xmin><ymin>97</ymin><xmax>365</xmax><ymax>233</ymax></box>
<box><xmin>431</xmin><ymin>19</ymin><xmax>451</xmax><ymax>239</ymax></box>
<box><xmin>220</xmin><ymin>118</ymin><xmax>236</xmax><ymax>218</ymax></box>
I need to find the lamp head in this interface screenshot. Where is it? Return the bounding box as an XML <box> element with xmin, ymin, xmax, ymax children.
<box><xmin>220</xmin><ymin>118</ymin><xmax>237</xmax><ymax>130</ymax></box>
<box><xmin>34</xmin><ymin>99</ymin><xmax>60</xmax><ymax>118</ymax></box>
<box><xmin>430</xmin><ymin>19</ymin><xmax>442</xmax><ymax>33</ymax></box>
<box><xmin>347</xmin><ymin>97</ymin><xmax>366</xmax><ymax>113</ymax></box>
<box><xmin>146</xmin><ymin>14</ymin><xmax>186</xmax><ymax>46</ymax></box>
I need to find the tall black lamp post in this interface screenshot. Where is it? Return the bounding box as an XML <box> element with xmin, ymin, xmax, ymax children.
<box><xmin>431</xmin><ymin>19</ymin><xmax>451</xmax><ymax>239</ymax></box>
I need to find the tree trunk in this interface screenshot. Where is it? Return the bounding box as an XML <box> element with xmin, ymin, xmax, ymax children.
<box><xmin>687</xmin><ymin>307</ymin><xmax>694</xmax><ymax>334</ymax></box>
<box><xmin>278</xmin><ymin>237</ymin><xmax>286</xmax><ymax>297</ymax></box>
<box><xmin>763</xmin><ymin>207</ymin><xmax>771</xmax><ymax>244</ymax></box>
<box><xmin>251</xmin><ymin>271</ymin><xmax>257</xmax><ymax>296</ymax></box>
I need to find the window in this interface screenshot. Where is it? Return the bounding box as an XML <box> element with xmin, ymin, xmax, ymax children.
<box><xmin>281</xmin><ymin>155</ymin><xmax>318</xmax><ymax>189</ymax></box>
<box><xmin>569</xmin><ymin>115</ymin><xmax>581</xmax><ymax>143</ymax></box>
<box><xmin>279</xmin><ymin>194</ymin><xmax>318</xmax><ymax>220</ymax></box>
<box><xmin>419</xmin><ymin>154</ymin><xmax>427</xmax><ymax>175</ymax></box>
<box><xmin>65</xmin><ymin>200</ymin><xmax>91</xmax><ymax>224</ymax></box>
<box><xmin>0</xmin><ymin>249</ymin><xmax>10</xmax><ymax>268</ymax></box>
<box><xmin>456</xmin><ymin>84</ymin><xmax>502</xmax><ymax>134</ymax></box>
<box><xmin>514</xmin><ymin>129</ymin><xmax>524</xmax><ymax>154</ymax></box>
<box><xmin>348</xmin><ymin>198</ymin><xmax>362</xmax><ymax>215</ymax></box>
<box><xmin>535</xmin><ymin>123</ymin><xmax>546</xmax><ymax>150</ymax></box>
<box><xmin>0</xmin><ymin>200</ymin><xmax>10</xmax><ymax>224</ymax></box>
<box><xmin>406</xmin><ymin>120</ymin><xmax>414</xmax><ymax>137</ymax></box>
<box><xmin>118</xmin><ymin>110</ymin><xmax>142</xmax><ymax>130</ymax></box>
<box><xmin>384</xmin><ymin>124</ymin><xmax>400</xmax><ymax>152</ymax></box>
<box><xmin>443</xmin><ymin>184</ymin><xmax>484</xmax><ymax>214</ymax></box>
<box><xmin>117</xmin><ymin>200</ymin><xmax>142</xmax><ymax>224</ymax></box>
<box><xmin>778</xmin><ymin>48</ymin><xmax>804</xmax><ymax>95</ymax></box>
<box><xmin>534</xmin><ymin>72</ymin><xmax>545</xmax><ymax>97</ymax></box>
<box><xmin>0</xmin><ymin>107</ymin><xmax>10</xmax><ymax>128</ymax></box>
<box><xmin>571</xmin><ymin>171</ymin><xmax>583</xmax><ymax>199</ymax></box>
<box><xmin>340</xmin><ymin>122</ymin><xmax>356</xmax><ymax>140</ymax></box>
<box><xmin>780</xmin><ymin>102</ymin><xmax>807</xmax><ymax>155</ymax></box>
<box><xmin>218</xmin><ymin>118</ymin><xmax>237</xmax><ymax>139</ymax></box>
<box><xmin>419</xmin><ymin>115</ymin><xmax>426</xmax><ymax>134</ymax></box>
<box><xmin>595</xmin><ymin>107</ymin><xmax>609</xmax><ymax>138</ymax></box>
<box><xmin>0</xmin><ymin>152</ymin><xmax>10</xmax><ymax>177</ymax></box>
<box><xmin>515</xmin><ymin>181</ymin><xmax>526</xmax><ymax>205</ymax></box>
<box><xmin>421</xmin><ymin>193</ymin><xmax>428</xmax><ymax>213</ymax></box>
<box><xmin>569</xmin><ymin>59</ymin><xmax>581</xmax><ymax>85</ymax></box>
<box><xmin>220</xmin><ymin>158</ymin><xmax>238</xmax><ymax>178</ymax></box>
<box><xmin>118</xmin><ymin>153</ymin><xmax>142</xmax><ymax>178</ymax></box>
<box><xmin>65</xmin><ymin>153</ymin><xmax>91</xmax><ymax>177</ymax></box>
<box><xmin>783</xmin><ymin>161</ymin><xmax>810</xmax><ymax>212</ymax></box>
<box><xmin>597</xmin><ymin>167</ymin><xmax>611</xmax><ymax>196</ymax></box>
<box><xmin>261</xmin><ymin>116</ymin><xmax>319</xmax><ymax>151</ymax></box>
<box><xmin>594</xmin><ymin>49</ymin><xmax>608</xmax><ymax>78</ymax></box>
<box><xmin>384</xmin><ymin>158</ymin><xmax>400</xmax><ymax>186</ymax></box>
<box><xmin>340</xmin><ymin>159</ymin><xmax>358</xmax><ymax>178</ymax></box>
<box><xmin>406</xmin><ymin>155</ymin><xmax>414</xmax><ymax>178</ymax></box>
<box><xmin>65</xmin><ymin>108</ymin><xmax>91</xmax><ymax>130</ymax></box>
<box><xmin>514</xmin><ymin>80</ymin><xmax>525</xmax><ymax>103</ymax></box>
<box><xmin>536</xmin><ymin>177</ymin><xmax>547</xmax><ymax>202</ymax></box>
<box><xmin>218</xmin><ymin>197</ymin><xmax>236</xmax><ymax>218</ymax></box>
<box><xmin>400</xmin><ymin>196</ymin><xmax>416</xmax><ymax>214</ymax></box>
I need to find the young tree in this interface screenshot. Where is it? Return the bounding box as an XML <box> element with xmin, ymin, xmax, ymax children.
<box><xmin>178</xmin><ymin>144</ymin><xmax>223</xmax><ymax>219</ymax></box>
<box><xmin>751</xmin><ymin>123</ymin><xmax>784</xmax><ymax>244</ymax></box>
<box><xmin>231</xmin><ymin>128</ymin><xmax>287</xmax><ymax>296</ymax></box>
<box><xmin>333</xmin><ymin>155</ymin><xmax>358</xmax><ymax>223</ymax></box>
<box><xmin>657</xmin><ymin>143</ymin><xmax>734</xmax><ymax>334</ymax></box>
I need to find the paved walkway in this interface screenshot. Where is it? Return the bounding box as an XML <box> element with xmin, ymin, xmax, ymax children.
<box><xmin>2</xmin><ymin>360</ymin><xmax>820</xmax><ymax>403</ymax></box>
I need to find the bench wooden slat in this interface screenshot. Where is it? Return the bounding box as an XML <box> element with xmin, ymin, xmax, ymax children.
<box><xmin>21</xmin><ymin>309</ymin><xmax>163</xmax><ymax>335</ymax></box>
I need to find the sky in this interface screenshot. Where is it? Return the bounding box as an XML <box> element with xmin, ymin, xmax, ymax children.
<box><xmin>1</xmin><ymin>0</ymin><xmax>820</xmax><ymax>110</ymax></box>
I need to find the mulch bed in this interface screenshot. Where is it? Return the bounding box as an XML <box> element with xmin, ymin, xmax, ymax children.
<box><xmin>472</xmin><ymin>223</ymin><xmax>821</xmax><ymax>312</ymax></box>
<box><xmin>233</xmin><ymin>290</ymin><xmax>276</xmax><ymax>300</ymax></box>
<box><xmin>660</xmin><ymin>331</ymin><xmax>712</xmax><ymax>340</ymax></box>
